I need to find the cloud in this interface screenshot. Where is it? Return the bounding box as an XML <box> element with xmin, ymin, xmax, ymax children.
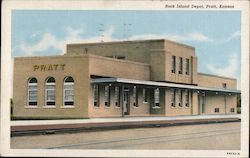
<box><xmin>66</xmin><ymin>27</ymin><xmax>84</xmax><ymax>37</ymax></box>
<box><xmin>17</xmin><ymin>29</ymin><xmax>211</xmax><ymax>57</ymax></box>
<box><xmin>215</xmin><ymin>30</ymin><xmax>241</xmax><ymax>44</ymax></box>
<box><xmin>168</xmin><ymin>32</ymin><xmax>212</xmax><ymax>42</ymax></box>
<box><xmin>19</xmin><ymin>32</ymin><xmax>58</xmax><ymax>56</ymax></box>
<box><xmin>130</xmin><ymin>30</ymin><xmax>240</xmax><ymax>44</ymax></box>
<box><xmin>129</xmin><ymin>32</ymin><xmax>212</xmax><ymax>42</ymax></box>
<box><xmin>206</xmin><ymin>53</ymin><xmax>241</xmax><ymax>89</ymax></box>
<box><xmin>206</xmin><ymin>54</ymin><xmax>238</xmax><ymax>77</ymax></box>
<box><xmin>13</xmin><ymin>26</ymin><xmax>241</xmax><ymax>90</ymax></box>
<box><xmin>78</xmin><ymin>26</ymin><xmax>116</xmax><ymax>43</ymax></box>
<box><xmin>14</xmin><ymin>27</ymin><xmax>239</xmax><ymax>57</ymax></box>
<box><xmin>223</xmin><ymin>30</ymin><xmax>240</xmax><ymax>42</ymax></box>
<box><xmin>16</xmin><ymin>26</ymin><xmax>117</xmax><ymax>56</ymax></box>
<box><xmin>31</xmin><ymin>31</ymin><xmax>41</xmax><ymax>38</ymax></box>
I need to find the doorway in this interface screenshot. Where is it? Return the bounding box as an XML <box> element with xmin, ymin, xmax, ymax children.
<box><xmin>201</xmin><ymin>95</ymin><xmax>205</xmax><ymax>113</ymax></box>
<box><xmin>123</xmin><ymin>87</ymin><xmax>130</xmax><ymax>115</ymax></box>
<box><xmin>200</xmin><ymin>94</ymin><xmax>205</xmax><ymax>114</ymax></box>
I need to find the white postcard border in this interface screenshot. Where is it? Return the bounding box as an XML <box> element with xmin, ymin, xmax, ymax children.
<box><xmin>1</xmin><ymin>0</ymin><xmax>249</xmax><ymax>157</ymax></box>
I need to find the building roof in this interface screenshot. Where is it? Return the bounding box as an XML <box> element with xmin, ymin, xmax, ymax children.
<box><xmin>91</xmin><ymin>77</ymin><xmax>241</xmax><ymax>94</ymax></box>
<box><xmin>67</xmin><ymin>38</ymin><xmax>195</xmax><ymax>50</ymax></box>
<box><xmin>198</xmin><ymin>72</ymin><xmax>236</xmax><ymax>81</ymax></box>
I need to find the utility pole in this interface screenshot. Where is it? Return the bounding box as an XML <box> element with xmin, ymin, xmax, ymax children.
<box><xmin>123</xmin><ymin>23</ymin><xmax>132</xmax><ymax>41</ymax></box>
<box><xmin>99</xmin><ymin>23</ymin><xmax>105</xmax><ymax>43</ymax></box>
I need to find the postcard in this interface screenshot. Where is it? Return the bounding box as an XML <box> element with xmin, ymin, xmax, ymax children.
<box><xmin>1</xmin><ymin>0</ymin><xmax>249</xmax><ymax>157</ymax></box>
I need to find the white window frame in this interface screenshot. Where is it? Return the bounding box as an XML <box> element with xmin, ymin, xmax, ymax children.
<box><xmin>45</xmin><ymin>78</ymin><xmax>56</xmax><ymax>107</ymax></box>
<box><xmin>114</xmin><ymin>86</ymin><xmax>120</xmax><ymax>108</ymax></box>
<box><xmin>230</xmin><ymin>108</ymin><xmax>235</xmax><ymax>112</ymax></box>
<box><xmin>186</xmin><ymin>58</ymin><xmax>190</xmax><ymax>75</ymax></box>
<box><xmin>93</xmin><ymin>84</ymin><xmax>100</xmax><ymax>108</ymax></box>
<box><xmin>171</xmin><ymin>56</ymin><xmax>176</xmax><ymax>73</ymax></box>
<box><xmin>142</xmin><ymin>88</ymin><xmax>148</xmax><ymax>103</ymax></box>
<box><xmin>185</xmin><ymin>90</ymin><xmax>189</xmax><ymax>107</ymax></box>
<box><xmin>104</xmin><ymin>85</ymin><xmax>110</xmax><ymax>107</ymax></box>
<box><xmin>179</xmin><ymin>57</ymin><xmax>183</xmax><ymax>74</ymax></box>
<box><xmin>27</xmin><ymin>78</ymin><xmax>38</xmax><ymax>107</ymax></box>
<box><xmin>179</xmin><ymin>89</ymin><xmax>183</xmax><ymax>107</ymax></box>
<box><xmin>133</xmin><ymin>86</ymin><xmax>138</xmax><ymax>107</ymax></box>
<box><xmin>153</xmin><ymin>88</ymin><xmax>160</xmax><ymax>108</ymax></box>
<box><xmin>63</xmin><ymin>78</ymin><xmax>74</xmax><ymax>107</ymax></box>
<box><xmin>215</xmin><ymin>108</ymin><xmax>220</xmax><ymax>113</ymax></box>
<box><xmin>171</xmin><ymin>88</ymin><xmax>176</xmax><ymax>107</ymax></box>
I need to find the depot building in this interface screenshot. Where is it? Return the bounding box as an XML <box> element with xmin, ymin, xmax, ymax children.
<box><xmin>13</xmin><ymin>39</ymin><xmax>240</xmax><ymax>119</ymax></box>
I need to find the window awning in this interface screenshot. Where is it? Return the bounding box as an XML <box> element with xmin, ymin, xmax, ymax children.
<box><xmin>91</xmin><ymin>77</ymin><xmax>241</xmax><ymax>94</ymax></box>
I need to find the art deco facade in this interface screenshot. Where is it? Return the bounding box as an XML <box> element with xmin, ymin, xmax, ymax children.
<box><xmin>13</xmin><ymin>39</ymin><xmax>240</xmax><ymax>119</ymax></box>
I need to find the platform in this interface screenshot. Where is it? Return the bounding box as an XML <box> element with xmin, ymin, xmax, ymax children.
<box><xmin>11</xmin><ymin>114</ymin><xmax>241</xmax><ymax>137</ymax></box>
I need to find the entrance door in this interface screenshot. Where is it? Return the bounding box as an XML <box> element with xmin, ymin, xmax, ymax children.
<box><xmin>123</xmin><ymin>87</ymin><xmax>129</xmax><ymax>115</ymax></box>
<box><xmin>201</xmin><ymin>95</ymin><xmax>205</xmax><ymax>114</ymax></box>
<box><xmin>198</xmin><ymin>93</ymin><xmax>205</xmax><ymax>114</ymax></box>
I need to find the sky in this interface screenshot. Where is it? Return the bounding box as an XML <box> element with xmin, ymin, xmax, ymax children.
<box><xmin>11</xmin><ymin>10</ymin><xmax>241</xmax><ymax>89</ymax></box>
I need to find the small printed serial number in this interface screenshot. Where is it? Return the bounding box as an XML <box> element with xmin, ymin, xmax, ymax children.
<box><xmin>227</xmin><ymin>152</ymin><xmax>240</xmax><ymax>155</ymax></box>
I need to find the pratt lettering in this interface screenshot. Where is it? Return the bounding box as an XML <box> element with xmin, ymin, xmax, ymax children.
<box><xmin>48</xmin><ymin>65</ymin><xmax>53</xmax><ymax>71</ymax></box>
<box><xmin>41</xmin><ymin>65</ymin><xmax>46</xmax><ymax>71</ymax></box>
<box><xmin>33</xmin><ymin>65</ymin><xmax>39</xmax><ymax>71</ymax></box>
<box><xmin>53</xmin><ymin>64</ymin><xmax>58</xmax><ymax>71</ymax></box>
<box><xmin>33</xmin><ymin>64</ymin><xmax>66</xmax><ymax>71</ymax></box>
<box><xmin>60</xmin><ymin>64</ymin><xmax>66</xmax><ymax>70</ymax></box>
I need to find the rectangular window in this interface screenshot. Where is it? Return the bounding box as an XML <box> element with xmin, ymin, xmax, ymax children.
<box><xmin>215</xmin><ymin>108</ymin><xmax>220</xmax><ymax>113</ymax></box>
<box><xmin>186</xmin><ymin>58</ymin><xmax>190</xmax><ymax>75</ymax></box>
<box><xmin>105</xmin><ymin>56</ymin><xmax>113</xmax><ymax>58</ymax></box>
<box><xmin>93</xmin><ymin>84</ymin><xmax>99</xmax><ymax>107</ymax></box>
<box><xmin>46</xmin><ymin>84</ymin><xmax>55</xmax><ymax>105</ymax></box>
<box><xmin>179</xmin><ymin>57</ymin><xmax>183</xmax><ymax>74</ymax></box>
<box><xmin>29</xmin><ymin>90</ymin><xmax>37</xmax><ymax>101</ymax></box>
<box><xmin>171</xmin><ymin>56</ymin><xmax>176</xmax><ymax>73</ymax></box>
<box><xmin>179</xmin><ymin>89</ymin><xmax>182</xmax><ymax>107</ymax></box>
<box><xmin>133</xmin><ymin>86</ymin><xmax>138</xmax><ymax>107</ymax></box>
<box><xmin>230</xmin><ymin>108</ymin><xmax>235</xmax><ymax>112</ymax></box>
<box><xmin>222</xmin><ymin>83</ymin><xmax>227</xmax><ymax>89</ymax></box>
<box><xmin>154</xmin><ymin>88</ymin><xmax>160</xmax><ymax>107</ymax></box>
<box><xmin>104</xmin><ymin>85</ymin><xmax>110</xmax><ymax>107</ymax></box>
<box><xmin>171</xmin><ymin>88</ymin><xmax>176</xmax><ymax>107</ymax></box>
<box><xmin>64</xmin><ymin>83</ymin><xmax>74</xmax><ymax>106</ymax></box>
<box><xmin>116</xmin><ymin>56</ymin><xmax>126</xmax><ymax>60</ymax></box>
<box><xmin>201</xmin><ymin>94</ymin><xmax>205</xmax><ymax>113</ymax></box>
<box><xmin>28</xmin><ymin>84</ymin><xmax>38</xmax><ymax>106</ymax></box>
<box><xmin>142</xmin><ymin>88</ymin><xmax>148</xmax><ymax>103</ymax></box>
<box><xmin>115</xmin><ymin>86</ymin><xmax>120</xmax><ymax>107</ymax></box>
<box><xmin>185</xmin><ymin>90</ymin><xmax>189</xmax><ymax>107</ymax></box>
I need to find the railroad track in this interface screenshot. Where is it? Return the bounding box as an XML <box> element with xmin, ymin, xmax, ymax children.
<box><xmin>45</xmin><ymin>127</ymin><xmax>240</xmax><ymax>149</ymax></box>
